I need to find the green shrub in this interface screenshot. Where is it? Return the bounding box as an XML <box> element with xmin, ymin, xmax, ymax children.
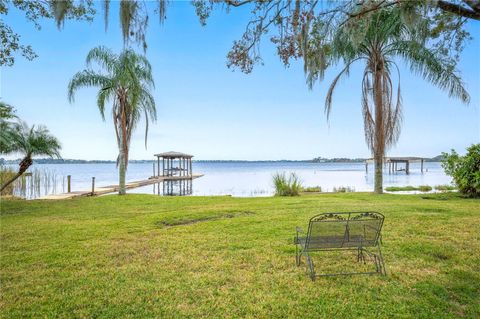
<box><xmin>435</xmin><ymin>184</ymin><xmax>456</xmax><ymax>192</ymax></box>
<box><xmin>301</xmin><ymin>186</ymin><xmax>322</xmax><ymax>193</ymax></box>
<box><xmin>273</xmin><ymin>172</ymin><xmax>302</xmax><ymax>196</ymax></box>
<box><xmin>385</xmin><ymin>186</ymin><xmax>417</xmax><ymax>192</ymax></box>
<box><xmin>418</xmin><ymin>185</ymin><xmax>432</xmax><ymax>192</ymax></box>
<box><xmin>442</xmin><ymin>144</ymin><xmax>480</xmax><ymax>197</ymax></box>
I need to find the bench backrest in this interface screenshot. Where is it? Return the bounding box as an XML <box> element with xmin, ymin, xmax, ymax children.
<box><xmin>305</xmin><ymin>212</ymin><xmax>384</xmax><ymax>250</ymax></box>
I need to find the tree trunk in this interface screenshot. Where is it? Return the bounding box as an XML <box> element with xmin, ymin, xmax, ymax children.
<box><xmin>118</xmin><ymin>127</ymin><xmax>127</xmax><ymax>195</ymax></box>
<box><xmin>373</xmin><ymin>57</ymin><xmax>384</xmax><ymax>194</ymax></box>
<box><xmin>0</xmin><ymin>156</ymin><xmax>32</xmax><ymax>193</ymax></box>
<box><xmin>374</xmin><ymin>150</ymin><xmax>383</xmax><ymax>194</ymax></box>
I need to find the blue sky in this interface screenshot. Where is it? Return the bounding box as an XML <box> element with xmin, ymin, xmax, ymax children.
<box><xmin>2</xmin><ymin>2</ymin><xmax>479</xmax><ymax>160</ymax></box>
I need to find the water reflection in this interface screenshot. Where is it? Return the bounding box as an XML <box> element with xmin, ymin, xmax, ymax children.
<box><xmin>153</xmin><ymin>179</ymin><xmax>193</xmax><ymax>196</ymax></box>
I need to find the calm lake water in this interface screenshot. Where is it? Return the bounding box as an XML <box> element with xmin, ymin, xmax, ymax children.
<box><xmin>11</xmin><ymin>161</ymin><xmax>452</xmax><ymax>199</ymax></box>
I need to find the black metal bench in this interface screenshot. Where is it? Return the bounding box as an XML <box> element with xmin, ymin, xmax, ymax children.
<box><xmin>295</xmin><ymin>212</ymin><xmax>386</xmax><ymax>280</ymax></box>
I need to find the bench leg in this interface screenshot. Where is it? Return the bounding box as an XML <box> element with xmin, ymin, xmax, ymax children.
<box><xmin>357</xmin><ymin>247</ymin><xmax>366</xmax><ymax>264</ymax></box>
<box><xmin>373</xmin><ymin>255</ymin><xmax>380</xmax><ymax>273</ymax></box>
<box><xmin>296</xmin><ymin>244</ymin><xmax>301</xmax><ymax>266</ymax></box>
<box><xmin>376</xmin><ymin>243</ymin><xmax>387</xmax><ymax>276</ymax></box>
<box><xmin>306</xmin><ymin>253</ymin><xmax>316</xmax><ymax>281</ymax></box>
<box><xmin>357</xmin><ymin>247</ymin><xmax>385</xmax><ymax>275</ymax></box>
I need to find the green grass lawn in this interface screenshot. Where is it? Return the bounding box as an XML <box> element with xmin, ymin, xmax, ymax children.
<box><xmin>1</xmin><ymin>193</ymin><xmax>479</xmax><ymax>318</ymax></box>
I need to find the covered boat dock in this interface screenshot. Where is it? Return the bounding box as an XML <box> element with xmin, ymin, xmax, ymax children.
<box><xmin>152</xmin><ymin>151</ymin><xmax>198</xmax><ymax>195</ymax></box>
<box><xmin>365</xmin><ymin>157</ymin><xmax>425</xmax><ymax>174</ymax></box>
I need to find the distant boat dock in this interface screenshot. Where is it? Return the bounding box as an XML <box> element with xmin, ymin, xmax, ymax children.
<box><xmin>39</xmin><ymin>151</ymin><xmax>203</xmax><ymax>200</ymax></box>
<box><xmin>365</xmin><ymin>157</ymin><xmax>425</xmax><ymax>174</ymax></box>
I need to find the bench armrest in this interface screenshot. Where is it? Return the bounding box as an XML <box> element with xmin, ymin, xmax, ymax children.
<box><xmin>363</xmin><ymin>224</ymin><xmax>383</xmax><ymax>244</ymax></box>
<box><xmin>364</xmin><ymin>225</ymin><xmax>380</xmax><ymax>231</ymax></box>
<box><xmin>294</xmin><ymin>226</ymin><xmax>305</xmax><ymax>245</ymax></box>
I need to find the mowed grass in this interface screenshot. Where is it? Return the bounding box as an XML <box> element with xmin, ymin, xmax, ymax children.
<box><xmin>0</xmin><ymin>193</ymin><xmax>479</xmax><ymax>318</ymax></box>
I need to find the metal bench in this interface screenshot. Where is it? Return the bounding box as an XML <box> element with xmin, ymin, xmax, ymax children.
<box><xmin>295</xmin><ymin>212</ymin><xmax>386</xmax><ymax>280</ymax></box>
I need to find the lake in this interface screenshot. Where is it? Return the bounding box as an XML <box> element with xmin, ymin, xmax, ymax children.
<box><xmin>7</xmin><ymin>161</ymin><xmax>452</xmax><ymax>199</ymax></box>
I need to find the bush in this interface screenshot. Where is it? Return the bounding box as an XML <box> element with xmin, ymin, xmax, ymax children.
<box><xmin>385</xmin><ymin>186</ymin><xmax>417</xmax><ymax>192</ymax></box>
<box><xmin>273</xmin><ymin>172</ymin><xmax>302</xmax><ymax>196</ymax></box>
<box><xmin>435</xmin><ymin>184</ymin><xmax>456</xmax><ymax>192</ymax></box>
<box><xmin>301</xmin><ymin>186</ymin><xmax>322</xmax><ymax>193</ymax></box>
<box><xmin>418</xmin><ymin>185</ymin><xmax>432</xmax><ymax>192</ymax></box>
<box><xmin>442</xmin><ymin>144</ymin><xmax>480</xmax><ymax>197</ymax></box>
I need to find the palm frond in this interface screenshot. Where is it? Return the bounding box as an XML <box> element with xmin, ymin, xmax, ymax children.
<box><xmin>361</xmin><ymin>68</ymin><xmax>375</xmax><ymax>152</ymax></box>
<box><xmin>96</xmin><ymin>87</ymin><xmax>115</xmax><ymax>120</ymax></box>
<box><xmin>86</xmin><ymin>46</ymin><xmax>117</xmax><ymax>73</ymax></box>
<box><xmin>68</xmin><ymin>71</ymin><xmax>113</xmax><ymax>103</ymax></box>
<box><xmin>389</xmin><ymin>40</ymin><xmax>470</xmax><ymax>103</ymax></box>
<box><xmin>10</xmin><ymin>121</ymin><xmax>61</xmax><ymax>158</ymax></box>
<box><xmin>325</xmin><ymin>58</ymin><xmax>363</xmax><ymax>119</ymax></box>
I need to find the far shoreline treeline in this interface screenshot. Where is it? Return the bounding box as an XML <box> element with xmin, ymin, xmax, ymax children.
<box><xmin>1</xmin><ymin>155</ymin><xmax>444</xmax><ymax>165</ymax></box>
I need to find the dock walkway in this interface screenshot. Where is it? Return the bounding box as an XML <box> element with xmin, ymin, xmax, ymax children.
<box><xmin>38</xmin><ymin>174</ymin><xmax>204</xmax><ymax>200</ymax></box>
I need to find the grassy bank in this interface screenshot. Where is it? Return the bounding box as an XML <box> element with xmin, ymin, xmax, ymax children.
<box><xmin>1</xmin><ymin>193</ymin><xmax>479</xmax><ymax>318</ymax></box>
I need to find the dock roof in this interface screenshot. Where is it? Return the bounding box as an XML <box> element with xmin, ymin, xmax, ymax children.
<box><xmin>365</xmin><ymin>157</ymin><xmax>424</xmax><ymax>163</ymax></box>
<box><xmin>154</xmin><ymin>151</ymin><xmax>194</xmax><ymax>158</ymax></box>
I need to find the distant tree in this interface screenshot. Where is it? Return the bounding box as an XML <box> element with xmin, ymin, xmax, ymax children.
<box><xmin>0</xmin><ymin>121</ymin><xmax>61</xmax><ymax>192</ymax></box>
<box><xmin>68</xmin><ymin>46</ymin><xmax>156</xmax><ymax>195</ymax></box>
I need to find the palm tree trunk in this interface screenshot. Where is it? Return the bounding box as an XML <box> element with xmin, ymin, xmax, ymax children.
<box><xmin>0</xmin><ymin>156</ymin><xmax>32</xmax><ymax>193</ymax></box>
<box><xmin>373</xmin><ymin>150</ymin><xmax>383</xmax><ymax>194</ymax></box>
<box><xmin>373</xmin><ymin>58</ymin><xmax>384</xmax><ymax>194</ymax></box>
<box><xmin>0</xmin><ymin>172</ymin><xmax>23</xmax><ymax>193</ymax></box>
<box><xmin>118</xmin><ymin>123</ymin><xmax>127</xmax><ymax>195</ymax></box>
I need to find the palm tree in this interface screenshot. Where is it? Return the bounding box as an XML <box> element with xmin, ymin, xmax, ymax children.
<box><xmin>68</xmin><ymin>46</ymin><xmax>156</xmax><ymax>195</ymax></box>
<box><xmin>304</xmin><ymin>8</ymin><xmax>469</xmax><ymax>193</ymax></box>
<box><xmin>0</xmin><ymin>121</ymin><xmax>61</xmax><ymax>192</ymax></box>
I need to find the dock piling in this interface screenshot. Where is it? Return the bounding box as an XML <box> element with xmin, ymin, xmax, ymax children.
<box><xmin>67</xmin><ymin>175</ymin><xmax>71</xmax><ymax>193</ymax></box>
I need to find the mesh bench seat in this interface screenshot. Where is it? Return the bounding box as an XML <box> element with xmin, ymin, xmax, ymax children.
<box><xmin>295</xmin><ymin>212</ymin><xmax>386</xmax><ymax>280</ymax></box>
<box><xmin>296</xmin><ymin>235</ymin><xmax>376</xmax><ymax>248</ymax></box>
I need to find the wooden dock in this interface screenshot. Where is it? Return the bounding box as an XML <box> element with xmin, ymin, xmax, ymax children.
<box><xmin>38</xmin><ymin>174</ymin><xmax>204</xmax><ymax>200</ymax></box>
